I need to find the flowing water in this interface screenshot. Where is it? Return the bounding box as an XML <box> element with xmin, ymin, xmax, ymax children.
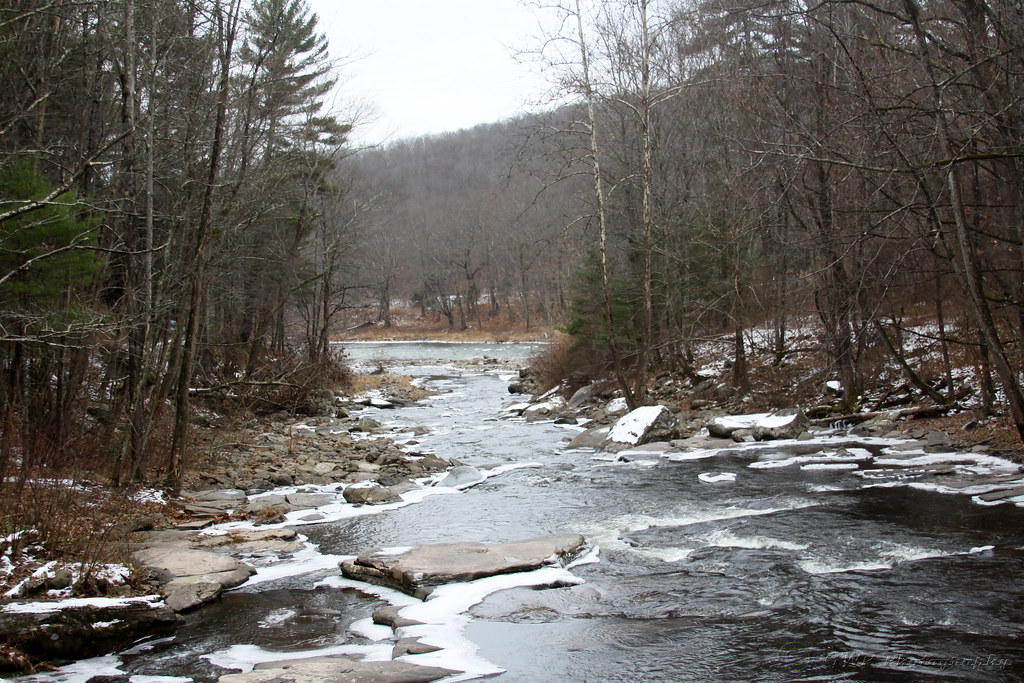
<box><xmin>35</xmin><ymin>342</ymin><xmax>1024</xmax><ymax>682</ymax></box>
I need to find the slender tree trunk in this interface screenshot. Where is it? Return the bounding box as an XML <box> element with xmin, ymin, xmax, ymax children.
<box><xmin>167</xmin><ymin>0</ymin><xmax>240</xmax><ymax>492</ymax></box>
<box><xmin>574</xmin><ymin>0</ymin><xmax>635</xmax><ymax>408</ymax></box>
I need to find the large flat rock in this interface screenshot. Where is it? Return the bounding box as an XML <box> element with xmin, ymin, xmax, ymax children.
<box><xmin>341</xmin><ymin>533</ymin><xmax>588</xmax><ymax>598</ymax></box>
<box><xmin>218</xmin><ymin>655</ymin><xmax>456</xmax><ymax>683</ymax></box>
<box><xmin>133</xmin><ymin>546</ymin><xmax>256</xmax><ymax>612</ymax></box>
<box><xmin>134</xmin><ymin>546</ymin><xmax>254</xmax><ymax>581</ymax></box>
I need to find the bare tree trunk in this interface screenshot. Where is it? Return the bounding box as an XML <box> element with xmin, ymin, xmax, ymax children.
<box><xmin>167</xmin><ymin>0</ymin><xmax>240</xmax><ymax>492</ymax></box>
<box><xmin>633</xmin><ymin>0</ymin><xmax>654</xmax><ymax>405</ymax></box>
<box><xmin>574</xmin><ymin>0</ymin><xmax>635</xmax><ymax>409</ymax></box>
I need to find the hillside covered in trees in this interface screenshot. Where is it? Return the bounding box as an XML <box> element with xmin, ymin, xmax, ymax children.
<box><xmin>2</xmin><ymin>0</ymin><xmax>1023</xmax><ymax>508</ymax></box>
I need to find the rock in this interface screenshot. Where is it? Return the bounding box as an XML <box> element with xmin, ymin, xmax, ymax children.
<box><xmin>285</xmin><ymin>493</ymin><xmax>334</xmax><ymax>509</ymax></box>
<box><xmin>977</xmin><ymin>486</ymin><xmax>1024</xmax><ymax>502</ymax></box>
<box><xmin>751</xmin><ymin>411</ymin><xmax>810</xmax><ymax>441</ymax></box>
<box><xmin>708</xmin><ymin>411</ymin><xmax>809</xmax><ymax>441</ymax></box>
<box><xmin>243</xmin><ymin>495</ymin><xmax>289</xmax><ymax>514</ymax></box>
<box><xmin>707</xmin><ymin>416</ymin><xmax>739</xmax><ymax>439</ymax></box>
<box><xmin>341</xmin><ymin>533</ymin><xmax>588</xmax><ymax>599</ymax></box>
<box><xmin>605</xmin><ymin>406</ymin><xmax>681</xmax><ymax>450</ymax></box>
<box><xmin>731</xmin><ymin>428</ymin><xmax>756</xmax><ymax>442</ymax></box>
<box><xmin>372</xmin><ymin>605</ymin><xmax>424</xmax><ymax>629</ymax></box>
<box><xmin>217</xmin><ymin>655</ymin><xmax>456</xmax><ymax>683</ymax></box>
<box><xmin>162</xmin><ymin>578</ymin><xmax>223</xmax><ymax>612</ymax></box>
<box><xmin>132</xmin><ymin>547</ymin><xmax>255</xmax><ymax>612</ymax></box>
<box><xmin>313</xmin><ymin>462</ymin><xmax>337</xmax><ymax>475</ymax></box>
<box><xmin>392</xmin><ymin>637</ymin><xmax>443</xmax><ymax>658</ymax></box>
<box><xmin>342</xmin><ymin>484</ymin><xmax>400</xmax><ymax>506</ymax></box>
<box><xmin>435</xmin><ymin>465</ymin><xmax>485</xmax><ymax>489</ymax></box>
<box><xmin>415</xmin><ymin>454</ymin><xmax>450</xmax><ymax>471</ymax></box>
<box><xmin>178</xmin><ymin>503</ymin><xmax>230</xmax><ymax>517</ymax></box>
<box><xmin>567</xmin><ymin>383</ymin><xmax>599</xmax><ymax>408</ymax></box>
<box><xmin>133</xmin><ymin>547</ymin><xmax>254</xmax><ymax>584</ymax></box>
<box><xmin>186</xmin><ymin>489</ymin><xmax>247</xmax><ymax>505</ymax></box>
<box><xmin>0</xmin><ymin>597</ymin><xmax>177</xmax><ymax>662</ymax></box>
<box><xmin>567</xmin><ymin>426</ymin><xmax>610</xmax><ymax>450</ymax></box>
<box><xmin>352</xmin><ymin>418</ymin><xmax>382</xmax><ymax>433</ymax></box>
<box><xmin>269</xmin><ymin>472</ymin><xmax>294</xmax><ymax>487</ymax></box>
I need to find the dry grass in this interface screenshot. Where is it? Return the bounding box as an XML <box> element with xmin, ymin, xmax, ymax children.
<box><xmin>348</xmin><ymin>371</ymin><xmax>433</xmax><ymax>402</ymax></box>
<box><xmin>336</xmin><ymin>305</ymin><xmax>560</xmax><ymax>343</ymax></box>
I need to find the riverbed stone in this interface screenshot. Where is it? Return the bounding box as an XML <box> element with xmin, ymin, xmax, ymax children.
<box><xmin>217</xmin><ymin>655</ymin><xmax>457</xmax><ymax>683</ymax></box>
<box><xmin>392</xmin><ymin>637</ymin><xmax>443</xmax><ymax>658</ymax></box>
<box><xmin>372</xmin><ymin>605</ymin><xmax>424</xmax><ymax>629</ymax></box>
<box><xmin>162</xmin><ymin>578</ymin><xmax>224</xmax><ymax>612</ymax></box>
<box><xmin>242</xmin><ymin>494</ymin><xmax>289</xmax><ymax>514</ymax></box>
<box><xmin>342</xmin><ymin>484</ymin><xmax>400</xmax><ymax>505</ymax></box>
<box><xmin>285</xmin><ymin>492</ymin><xmax>334</xmax><ymax>508</ymax></box>
<box><xmin>133</xmin><ymin>547</ymin><xmax>254</xmax><ymax>582</ymax></box>
<box><xmin>435</xmin><ymin>465</ymin><xmax>485</xmax><ymax>489</ymax></box>
<box><xmin>567</xmin><ymin>426</ymin><xmax>610</xmax><ymax>450</ymax></box>
<box><xmin>752</xmin><ymin>410</ymin><xmax>810</xmax><ymax>441</ymax></box>
<box><xmin>186</xmin><ymin>489</ymin><xmax>248</xmax><ymax>505</ymax></box>
<box><xmin>341</xmin><ymin>533</ymin><xmax>589</xmax><ymax>598</ymax></box>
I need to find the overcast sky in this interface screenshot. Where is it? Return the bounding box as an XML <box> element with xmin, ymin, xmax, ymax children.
<box><xmin>305</xmin><ymin>0</ymin><xmax>554</xmax><ymax>145</ymax></box>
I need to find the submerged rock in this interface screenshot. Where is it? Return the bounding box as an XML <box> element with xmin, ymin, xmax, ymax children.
<box><xmin>340</xmin><ymin>533</ymin><xmax>588</xmax><ymax>599</ymax></box>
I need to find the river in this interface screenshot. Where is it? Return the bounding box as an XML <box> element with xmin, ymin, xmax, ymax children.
<box><xmin>31</xmin><ymin>342</ymin><xmax>1024</xmax><ymax>682</ymax></box>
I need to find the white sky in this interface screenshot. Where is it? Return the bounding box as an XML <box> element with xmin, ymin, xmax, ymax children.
<box><xmin>306</xmin><ymin>0</ymin><xmax>554</xmax><ymax>145</ymax></box>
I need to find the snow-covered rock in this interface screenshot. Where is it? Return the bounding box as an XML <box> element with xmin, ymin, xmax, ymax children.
<box><xmin>606</xmin><ymin>406</ymin><xmax>681</xmax><ymax>449</ymax></box>
<box><xmin>707</xmin><ymin>411</ymin><xmax>809</xmax><ymax>441</ymax></box>
<box><xmin>435</xmin><ymin>465</ymin><xmax>485</xmax><ymax>490</ymax></box>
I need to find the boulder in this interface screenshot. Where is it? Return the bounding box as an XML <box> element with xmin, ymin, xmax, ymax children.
<box><xmin>605</xmin><ymin>405</ymin><xmax>681</xmax><ymax>450</ymax></box>
<box><xmin>132</xmin><ymin>546</ymin><xmax>255</xmax><ymax>612</ymax></box>
<box><xmin>416</xmin><ymin>454</ymin><xmax>451</xmax><ymax>471</ymax></box>
<box><xmin>243</xmin><ymin>494</ymin><xmax>289</xmax><ymax>515</ymax></box>
<box><xmin>567</xmin><ymin>426</ymin><xmax>610</xmax><ymax>450</ymax></box>
<box><xmin>162</xmin><ymin>578</ymin><xmax>224</xmax><ymax>613</ymax></box>
<box><xmin>133</xmin><ymin>547</ymin><xmax>254</xmax><ymax>583</ymax></box>
<box><xmin>372</xmin><ymin>605</ymin><xmax>424</xmax><ymax>629</ymax></box>
<box><xmin>392</xmin><ymin>637</ymin><xmax>443</xmax><ymax>658</ymax></box>
<box><xmin>567</xmin><ymin>383</ymin><xmax>599</xmax><ymax>408</ymax></box>
<box><xmin>436</xmin><ymin>465</ymin><xmax>485</xmax><ymax>489</ymax></box>
<box><xmin>708</xmin><ymin>411</ymin><xmax>810</xmax><ymax>441</ymax></box>
<box><xmin>751</xmin><ymin>411</ymin><xmax>810</xmax><ymax>441</ymax></box>
<box><xmin>342</xmin><ymin>484</ymin><xmax>400</xmax><ymax>506</ymax></box>
<box><xmin>217</xmin><ymin>655</ymin><xmax>456</xmax><ymax>683</ymax></box>
<box><xmin>285</xmin><ymin>492</ymin><xmax>334</xmax><ymax>509</ymax></box>
<box><xmin>341</xmin><ymin>533</ymin><xmax>588</xmax><ymax>599</ymax></box>
<box><xmin>185</xmin><ymin>489</ymin><xmax>247</xmax><ymax>506</ymax></box>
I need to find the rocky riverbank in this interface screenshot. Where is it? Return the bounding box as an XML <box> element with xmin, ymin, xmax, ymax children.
<box><xmin>0</xmin><ymin>375</ymin><xmax>465</xmax><ymax>670</ymax></box>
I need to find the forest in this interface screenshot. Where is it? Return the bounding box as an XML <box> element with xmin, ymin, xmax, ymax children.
<box><xmin>2</xmin><ymin>0</ymin><xmax>1023</xmax><ymax>504</ymax></box>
